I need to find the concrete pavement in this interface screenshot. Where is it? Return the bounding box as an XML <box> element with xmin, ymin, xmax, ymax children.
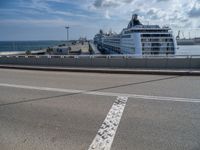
<box><xmin>0</xmin><ymin>68</ymin><xmax>200</xmax><ymax>150</ymax></box>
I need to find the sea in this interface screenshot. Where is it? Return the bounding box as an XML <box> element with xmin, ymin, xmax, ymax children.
<box><xmin>0</xmin><ymin>41</ymin><xmax>65</xmax><ymax>52</ymax></box>
<box><xmin>177</xmin><ymin>45</ymin><xmax>200</xmax><ymax>55</ymax></box>
<box><xmin>0</xmin><ymin>41</ymin><xmax>200</xmax><ymax>55</ymax></box>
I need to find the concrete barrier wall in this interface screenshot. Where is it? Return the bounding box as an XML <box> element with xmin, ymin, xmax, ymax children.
<box><xmin>91</xmin><ymin>57</ymin><xmax>109</xmax><ymax>68</ymax></box>
<box><xmin>76</xmin><ymin>57</ymin><xmax>92</xmax><ymax>67</ymax></box>
<box><xmin>190</xmin><ymin>58</ymin><xmax>200</xmax><ymax>69</ymax></box>
<box><xmin>109</xmin><ymin>56</ymin><xmax>127</xmax><ymax>68</ymax></box>
<box><xmin>146</xmin><ymin>58</ymin><xmax>168</xmax><ymax>69</ymax></box>
<box><xmin>62</xmin><ymin>56</ymin><xmax>76</xmax><ymax>67</ymax></box>
<box><xmin>0</xmin><ymin>55</ymin><xmax>199</xmax><ymax>69</ymax></box>
<box><xmin>166</xmin><ymin>58</ymin><xmax>190</xmax><ymax>69</ymax></box>
<box><xmin>126</xmin><ymin>58</ymin><xmax>147</xmax><ymax>68</ymax></box>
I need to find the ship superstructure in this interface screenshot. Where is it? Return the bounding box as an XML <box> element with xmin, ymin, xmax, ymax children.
<box><xmin>94</xmin><ymin>14</ymin><xmax>177</xmax><ymax>55</ymax></box>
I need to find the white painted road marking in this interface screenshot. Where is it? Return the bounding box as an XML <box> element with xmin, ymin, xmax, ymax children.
<box><xmin>0</xmin><ymin>83</ymin><xmax>200</xmax><ymax>103</ymax></box>
<box><xmin>88</xmin><ymin>96</ymin><xmax>128</xmax><ymax>150</ymax></box>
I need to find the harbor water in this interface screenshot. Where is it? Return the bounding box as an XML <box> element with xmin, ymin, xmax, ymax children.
<box><xmin>0</xmin><ymin>41</ymin><xmax>65</xmax><ymax>52</ymax></box>
<box><xmin>177</xmin><ymin>45</ymin><xmax>200</xmax><ymax>55</ymax></box>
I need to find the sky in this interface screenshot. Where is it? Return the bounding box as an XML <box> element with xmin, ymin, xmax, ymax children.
<box><xmin>0</xmin><ymin>0</ymin><xmax>200</xmax><ymax>41</ymax></box>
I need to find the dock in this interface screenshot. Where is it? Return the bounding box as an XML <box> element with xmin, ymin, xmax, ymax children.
<box><xmin>69</xmin><ymin>41</ymin><xmax>90</xmax><ymax>55</ymax></box>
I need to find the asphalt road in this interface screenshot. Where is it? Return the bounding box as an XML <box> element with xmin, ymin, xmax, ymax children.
<box><xmin>0</xmin><ymin>68</ymin><xmax>200</xmax><ymax>150</ymax></box>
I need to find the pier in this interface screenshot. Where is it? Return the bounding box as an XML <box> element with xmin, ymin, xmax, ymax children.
<box><xmin>0</xmin><ymin>40</ymin><xmax>101</xmax><ymax>56</ymax></box>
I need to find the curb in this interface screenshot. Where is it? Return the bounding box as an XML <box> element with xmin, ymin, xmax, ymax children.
<box><xmin>0</xmin><ymin>65</ymin><xmax>200</xmax><ymax>76</ymax></box>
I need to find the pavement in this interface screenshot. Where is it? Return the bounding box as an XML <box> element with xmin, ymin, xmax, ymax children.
<box><xmin>0</xmin><ymin>68</ymin><xmax>200</xmax><ymax>150</ymax></box>
<box><xmin>89</xmin><ymin>42</ymin><xmax>101</xmax><ymax>54</ymax></box>
<box><xmin>70</xmin><ymin>42</ymin><xmax>90</xmax><ymax>55</ymax></box>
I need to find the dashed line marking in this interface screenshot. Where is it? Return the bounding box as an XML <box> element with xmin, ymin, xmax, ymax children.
<box><xmin>0</xmin><ymin>83</ymin><xmax>200</xmax><ymax>103</ymax></box>
<box><xmin>88</xmin><ymin>96</ymin><xmax>128</xmax><ymax>150</ymax></box>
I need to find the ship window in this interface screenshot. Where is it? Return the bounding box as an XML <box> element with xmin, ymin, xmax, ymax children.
<box><xmin>122</xmin><ymin>35</ymin><xmax>131</xmax><ymax>38</ymax></box>
<box><xmin>141</xmin><ymin>34</ymin><xmax>172</xmax><ymax>37</ymax></box>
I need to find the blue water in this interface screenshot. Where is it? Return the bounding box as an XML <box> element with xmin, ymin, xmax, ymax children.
<box><xmin>0</xmin><ymin>41</ymin><xmax>65</xmax><ymax>52</ymax></box>
<box><xmin>177</xmin><ymin>45</ymin><xmax>200</xmax><ymax>55</ymax></box>
<box><xmin>0</xmin><ymin>41</ymin><xmax>200</xmax><ymax>55</ymax></box>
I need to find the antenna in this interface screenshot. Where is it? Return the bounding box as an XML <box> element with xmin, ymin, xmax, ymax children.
<box><xmin>65</xmin><ymin>26</ymin><xmax>70</xmax><ymax>41</ymax></box>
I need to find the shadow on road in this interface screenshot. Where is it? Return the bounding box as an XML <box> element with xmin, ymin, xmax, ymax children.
<box><xmin>0</xmin><ymin>75</ymin><xmax>181</xmax><ymax>107</ymax></box>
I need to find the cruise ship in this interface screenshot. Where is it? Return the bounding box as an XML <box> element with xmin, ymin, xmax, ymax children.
<box><xmin>94</xmin><ymin>14</ymin><xmax>177</xmax><ymax>55</ymax></box>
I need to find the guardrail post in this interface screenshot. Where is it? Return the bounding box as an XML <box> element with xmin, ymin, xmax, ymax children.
<box><xmin>189</xmin><ymin>55</ymin><xmax>192</xmax><ymax>70</ymax></box>
<box><xmin>165</xmin><ymin>55</ymin><xmax>168</xmax><ymax>69</ymax></box>
<box><xmin>75</xmin><ymin>55</ymin><xmax>78</xmax><ymax>66</ymax></box>
<box><xmin>145</xmin><ymin>56</ymin><xmax>148</xmax><ymax>68</ymax></box>
<box><xmin>107</xmin><ymin>55</ymin><xmax>110</xmax><ymax>68</ymax></box>
<box><xmin>90</xmin><ymin>55</ymin><xmax>93</xmax><ymax>67</ymax></box>
<box><xmin>124</xmin><ymin>55</ymin><xmax>128</xmax><ymax>68</ymax></box>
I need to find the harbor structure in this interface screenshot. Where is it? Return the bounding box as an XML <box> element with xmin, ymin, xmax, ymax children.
<box><xmin>176</xmin><ymin>30</ymin><xmax>200</xmax><ymax>45</ymax></box>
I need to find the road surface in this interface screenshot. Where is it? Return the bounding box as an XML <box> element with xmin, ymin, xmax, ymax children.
<box><xmin>0</xmin><ymin>68</ymin><xmax>200</xmax><ymax>150</ymax></box>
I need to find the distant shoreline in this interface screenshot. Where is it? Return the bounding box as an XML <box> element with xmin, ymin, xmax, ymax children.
<box><xmin>0</xmin><ymin>40</ymin><xmax>66</xmax><ymax>52</ymax></box>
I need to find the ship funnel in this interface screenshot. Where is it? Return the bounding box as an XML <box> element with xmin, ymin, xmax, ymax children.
<box><xmin>133</xmin><ymin>14</ymin><xmax>138</xmax><ymax>20</ymax></box>
<box><xmin>99</xmin><ymin>29</ymin><xmax>103</xmax><ymax>34</ymax></box>
<box><xmin>128</xmin><ymin>14</ymin><xmax>142</xmax><ymax>28</ymax></box>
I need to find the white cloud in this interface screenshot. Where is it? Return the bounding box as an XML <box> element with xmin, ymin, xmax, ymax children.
<box><xmin>188</xmin><ymin>0</ymin><xmax>200</xmax><ymax>17</ymax></box>
<box><xmin>1</xmin><ymin>0</ymin><xmax>200</xmax><ymax>40</ymax></box>
<box><xmin>85</xmin><ymin>0</ymin><xmax>200</xmax><ymax>29</ymax></box>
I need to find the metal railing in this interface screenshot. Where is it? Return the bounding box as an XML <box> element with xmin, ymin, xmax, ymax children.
<box><xmin>0</xmin><ymin>54</ymin><xmax>200</xmax><ymax>59</ymax></box>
